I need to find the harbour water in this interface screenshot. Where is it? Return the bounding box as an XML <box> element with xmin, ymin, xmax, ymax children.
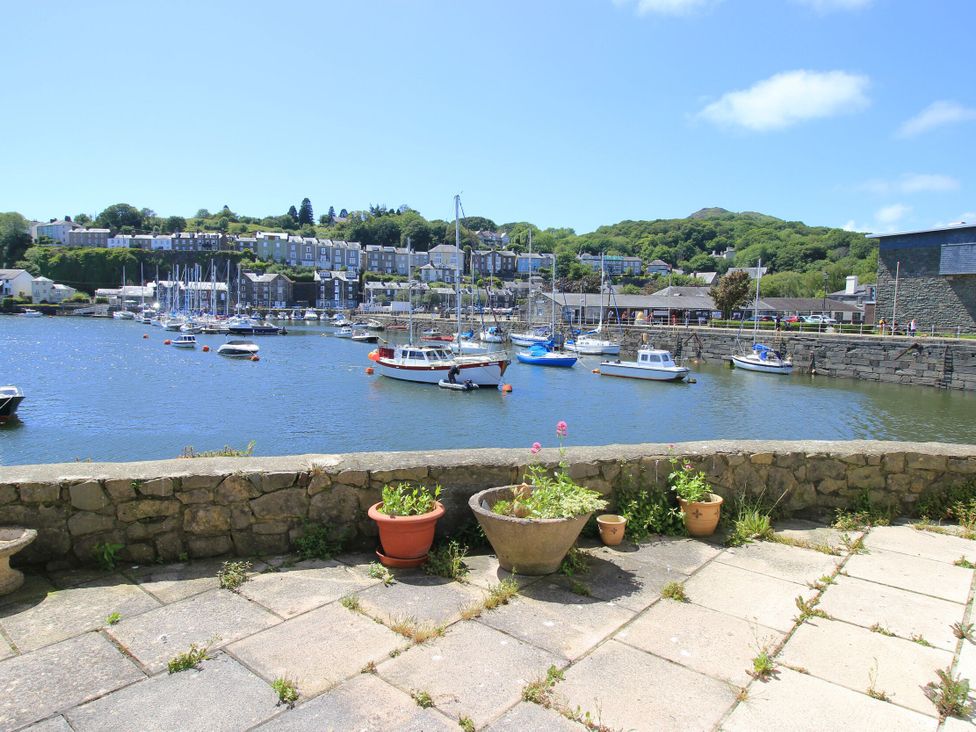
<box><xmin>1</xmin><ymin>316</ymin><xmax>975</xmax><ymax>466</ymax></box>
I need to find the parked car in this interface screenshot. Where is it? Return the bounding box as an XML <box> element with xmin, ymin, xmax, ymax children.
<box><xmin>802</xmin><ymin>315</ymin><xmax>837</xmax><ymax>324</ymax></box>
<box><xmin>785</xmin><ymin>315</ymin><xmax>802</xmax><ymax>323</ymax></box>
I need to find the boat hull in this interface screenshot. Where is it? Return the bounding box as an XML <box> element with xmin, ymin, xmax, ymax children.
<box><xmin>510</xmin><ymin>334</ymin><xmax>549</xmax><ymax>347</ymax></box>
<box><xmin>731</xmin><ymin>355</ymin><xmax>793</xmax><ymax>375</ymax></box>
<box><xmin>0</xmin><ymin>395</ymin><xmax>25</xmax><ymax>420</ymax></box>
<box><xmin>516</xmin><ymin>352</ymin><xmax>577</xmax><ymax>367</ymax></box>
<box><xmin>567</xmin><ymin>341</ymin><xmax>621</xmax><ymax>356</ymax></box>
<box><xmin>599</xmin><ymin>361</ymin><xmax>688</xmax><ymax>381</ymax></box>
<box><xmin>376</xmin><ymin>358</ymin><xmax>509</xmax><ymax>387</ymax></box>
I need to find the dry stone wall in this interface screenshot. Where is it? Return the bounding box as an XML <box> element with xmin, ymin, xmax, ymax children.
<box><xmin>3</xmin><ymin>441</ymin><xmax>976</xmax><ymax>567</ymax></box>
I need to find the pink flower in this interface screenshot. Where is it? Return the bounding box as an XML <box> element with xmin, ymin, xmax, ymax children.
<box><xmin>556</xmin><ymin>421</ymin><xmax>568</xmax><ymax>438</ymax></box>
<box><xmin>530</xmin><ymin>442</ymin><xmax>542</xmax><ymax>454</ymax></box>
<box><xmin>684</xmin><ymin>462</ymin><xmax>693</xmax><ymax>471</ymax></box>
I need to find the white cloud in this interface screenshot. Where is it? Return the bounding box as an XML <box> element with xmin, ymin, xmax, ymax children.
<box><xmin>615</xmin><ymin>0</ymin><xmax>716</xmax><ymax>16</ymax></box>
<box><xmin>876</xmin><ymin>204</ymin><xmax>911</xmax><ymax>226</ymax></box>
<box><xmin>856</xmin><ymin>173</ymin><xmax>959</xmax><ymax>195</ymax></box>
<box><xmin>795</xmin><ymin>0</ymin><xmax>872</xmax><ymax>11</ymax></box>
<box><xmin>698</xmin><ymin>70</ymin><xmax>870</xmax><ymax>131</ymax></box>
<box><xmin>897</xmin><ymin>100</ymin><xmax>976</xmax><ymax>138</ymax></box>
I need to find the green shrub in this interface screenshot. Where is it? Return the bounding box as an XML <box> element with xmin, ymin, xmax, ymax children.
<box><xmin>615</xmin><ymin>483</ymin><xmax>685</xmax><ymax>541</ymax></box>
<box><xmin>379</xmin><ymin>483</ymin><xmax>441</xmax><ymax>516</ymax></box>
<box><xmin>294</xmin><ymin>521</ymin><xmax>346</xmax><ymax>561</ymax></box>
<box><xmin>425</xmin><ymin>540</ymin><xmax>468</xmax><ymax>580</ymax></box>
<box><xmin>92</xmin><ymin>542</ymin><xmax>124</xmax><ymax>571</ymax></box>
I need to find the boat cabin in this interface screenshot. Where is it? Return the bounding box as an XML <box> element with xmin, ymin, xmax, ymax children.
<box><xmin>638</xmin><ymin>349</ymin><xmax>677</xmax><ymax>367</ymax></box>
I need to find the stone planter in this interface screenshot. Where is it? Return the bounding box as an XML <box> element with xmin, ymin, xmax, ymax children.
<box><xmin>597</xmin><ymin>514</ymin><xmax>627</xmax><ymax>546</ymax></box>
<box><xmin>0</xmin><ymin>527</ymin><xmax>37</xmax><ymax>595</ymax></box>
<box><xmin>678</xmin><ymin>494</ymin><xmax>724</xmax><ymax>537</ymax></box>
<box><xmin>469</xmin><ymin>486</ymin><xmax>592</xmax><ymax>575</ymax></box>
<box><xmin>367</xmin><ymin>501</ymin><xmax>445</xmax><ymax>568</ymax></box>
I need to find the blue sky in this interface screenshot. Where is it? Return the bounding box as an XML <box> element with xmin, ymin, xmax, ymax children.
<box><xmin>2</xmin><ymin>0</ymin><xmax>974</xmax><ymax>235</ymax></box>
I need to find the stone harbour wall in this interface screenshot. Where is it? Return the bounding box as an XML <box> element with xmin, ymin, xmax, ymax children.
<box><xmin>3</xmin><ymin>440</ymin><xmax>976</xmax><ymax>567</ymax></box>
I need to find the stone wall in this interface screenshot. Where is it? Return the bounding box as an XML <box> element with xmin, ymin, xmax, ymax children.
<box><xmin>2</xmin><ymin>441</ymin><xmax>976</xmax><ymax>567</ymax></box>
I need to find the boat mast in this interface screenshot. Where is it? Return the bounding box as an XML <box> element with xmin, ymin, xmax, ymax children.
<box><xmin>407</xmin><ymin>236</ymin><xmax>413</xmax><ymax>345</ymax></box>
<box><xmin>752</xmin><ymin>258</ymin><xmax>762</xmax><ymax>343</ymax></box>
<box><xmin>455</xmin><ymin>194</ymin><xmax>462</xmax><ymax>341</ymax></box>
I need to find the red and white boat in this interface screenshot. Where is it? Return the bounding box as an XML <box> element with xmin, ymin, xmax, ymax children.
<box><xmin>371</xmin><ymin>345</ymin><xmax>509</xmax><ymax>386</ymax></box>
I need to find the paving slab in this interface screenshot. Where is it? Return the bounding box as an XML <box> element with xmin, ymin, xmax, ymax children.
<box><xmin>944</xmin><ymin>716</ymin><xmax>976</xmax><ymax>731</ymax></box>
<box><xmin>780</xmin><ymin>617</ymin><xmax>951</xmax><ymax>716</ymax></box>
<box><xmin>590</xmin><ymin>536</ymin><xmax>722</xmax><ymax>575</ymax></box>
<box><xmin>0</xmin><ymin>575</ymin><xmax>161</xmax><ymax>652</ymax></box>
<box><xmin>684</xmin><ymin>561</ymin><xmax>816</xmax><ymax>632</ymax></box>
<box><xmin>255</xmin><ymin>673</ymin><xmax>457</xmax><ymax>731</ymax></box>
<box><xmin>617</xmin><ymin>597</ymin><xmax>783</xmax><ymax>686</ymax></box>
<box><xmin>125</xmin><ymin>559</ymin><xmax>230</xmax><ymax>603</ymax></box>
<box><xmin>773</xmin><ymin>519</ymin><xmax>859</xmax><ymax>552</ymax></box>
<box><xmin>953</xmin><ymin>637</ymin><xmax>976</xmax><ymax>682</ymax></box>
<box><xmin>0</xmin><ymin>636</ymin><xmax>14</xmax><ymax>662</ymax></box>
<box><xmin>355</xmin><ymin>572</ymin><xmax>485</xmax><ymax>627</ymax></box>
<box><xmin>486</xmin><ymin>701</ymin><xmax>581</xmax><ymax>731</ymax></box>
<box><xmin>817</xmin><ymin>575</ymin><xmax>963</xmax><ymax>652</ymax></box>
<box><xmin>0</xmin><ymin>632</ymin><xmax>144</xmax><ymax>730</ymax></box>
<box><xmin>239</xmin><ymin>559</ymin><xmax>377</xmax><ymax>618</ymax></box>
<box><xmin>227</xmin><ymin>602</ymin><xmax>401</xmax><ymax>697</ymax></box>
<box><xmin>378</xmin><ymin>620</ymin><xmax>561</xmax><ymax>727</ymax></box>
<box><xmin>717</xmin><ymin>540</ymin><xmax>842</xmax><ymax>585</ymax></box>
<box><xmin>865</xmin><ymin>524</ymin><xmax>976</xmax><ymax>565</ymax></box>
<box><xmin>463</xmin><ymin>553</ymin><xmax>544</xmax><ymax>590</ymax></box>
<box><xmin>476</xmin><ymin>578</ymin><xmax>635</xmax><ymax>660</ymax></box>
<box><xmin>843</xmin><ymin>548</ymin><xmax>973</xmax><ymax>603</ymax></box>
<box><xmin>107</xmin><ymin>588</ymin><xmax>279</xmax><ymax>673</ymax></box>
<box><xmin>65</xmin><ymin>652</ymin><xmax>278</xmax><ymax>732</ymax></box>
<box><xmin>721</xmin><ymin>667</ymin><xmax>934</xmax><ymax>731</ymax></box>
<box><xmin>48</xmin><ymin>567</ymin><xmax>117</xmax><ymax>589</ymax></box>
<box><xmin>0</xmin><ymin>572</ymin><xmax>54</xmax><ymax>609</ymax></box>
<box><xmin>552</xmin><ymin>551</ymin><xmax>688</xmax><ymax>612</ymax></box>
<box><xmin>24</xmin><ymin>716</ymin><xmax>73</xmax><ymax>731</ymax></box>
<box><xmin>559</xmin><ymin>639</ymin><xmax>738</xmax><ymax>732</ymax></box>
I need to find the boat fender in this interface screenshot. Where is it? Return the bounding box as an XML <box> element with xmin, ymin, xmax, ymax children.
<box><xmin>163</xmin><ymin>339</ymin><xmax>172</xmax><ymax>345</ymax></box>
<box><xmin>500</xmin><ymin>383</ymin><xmax>513</xmax><ymax>393</ymax></box>
<box><xmin>143</xmin><ymin>334</ymin><xmax>148</xmax><ymax>339</ymax></box>
<box><xmin>250</xmin><ymin>355</ymin><xmax>260</xmax><ymax>362</ymax></box>
<box><xmin>367</xmin><ymin>350</ymin><xmax>380</xmax><ymax>362</ymax></box>
<box><xmin>202</xmin><ymin>346</ymin><xmax>210</xmax><ymax>352</ymax></box>
<box><xmin>592</xmin><ymin>369</ymin><xmax>600</xmax><ymax>374</ymax></box>
<box><xmin>365</xmin><ymin>367</ymin><xmax>374</xmax><ymax>375</ymax></box>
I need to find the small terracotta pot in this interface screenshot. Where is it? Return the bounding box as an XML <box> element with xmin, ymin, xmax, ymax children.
<box><xmin>677</xmin><ymin>494</ymin><xmax>724</xmax><ymax>537</ymax></box>
<box><xmin>368</xmin><ymin>501</ymin><xmax>445</xmax><ymax>567</ymax></box>
<box><xmin>596</xmin><ymin>514</ymin><xmax>627</xmax><ymax>546</ymax></box>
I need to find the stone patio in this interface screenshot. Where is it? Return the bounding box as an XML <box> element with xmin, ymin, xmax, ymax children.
<box><xmin>1</xmin><ymin>521</ymin><xmax>975</xmax><ymax>731</ymax></box>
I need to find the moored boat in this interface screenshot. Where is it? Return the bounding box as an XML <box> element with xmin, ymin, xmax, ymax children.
<box><xmin>372</xmin><ymin>345</ymin><xmax>510</xmax><ymax>387</ymax></box>
<box><xmin>334</xmin><ymin>326</ymin><xmax>353</xmax><ymax>338</ymax></box>
<box><xmin>0</xmin><ymin>386</ymin><xmax>25</xmax><ymax>421</ymax></box>
<box><xmin>516</xmin><ymin>343</ymin><xmax>578</xmax><ymax>368</ymax></box>
<box><xmin>171</xmin><ymin>334</ymin><xmax>197</xmax><ymax>348</ymax></box>
<box><xmin>351</xmin><ymin>329</ymin><xmax>379</xmax><ymax>343</ymax></box>
<box><xmin>217</xmin><ymin>340</ymin><xmax>260</xmax><ymax>358</ymax></box>
<box><xmin>731</xmin><ymin>344</ymin><xmax>793</xmax><ymax>375</ymax></box>
<box><xmin>21</xmin><ymin>308</ymin><xmax>43</xmax><ymax>318</ymax></box>
<box><xmin>599</xmin><ymin>348</ymin><xmax>689</xmax><ymax>381</ymax></box>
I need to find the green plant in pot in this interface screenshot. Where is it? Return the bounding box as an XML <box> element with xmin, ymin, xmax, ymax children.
<box><xmin>669</xmin><ymin>452</ymin><xmax>723</xmax><ymax>537</ymax></box>
<box><xmin>468</xmin><ymin>421</ymin><xmax>607</xmax><ymax>575</ymax></box>
<box><xmin>367</xmin><ymin>483</ymin><xmax>445</xmax><ymax>568</ymax></box>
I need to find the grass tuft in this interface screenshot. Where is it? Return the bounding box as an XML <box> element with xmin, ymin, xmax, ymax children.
<box><xmin>217</xmin><ymin>560</ymin><xmax>252</xmax><ymax>591</ymax></box>
<box><xmin>771</xmin><ymin>534</ymin><xmax>841</xmax><ymax>556</ymax></box>
<box><xmin>390</xmin><ymin>616</ymin><xmax>445</xmax><ymax>644</ymax></box>
<box><xmin>869</xmin><ymin>623</ymin><xmax>895</xmax><ymax>637</ymax></box>
<box><xmin>367</xmin><ymin>562</ymin><xmax>395</xmax><ymax>586</ymax></box>
<box><xmin>361</xmin><ymin>661</ymin><xmax>377</xmax><ymax>674</ymax></box>
<box><xmin>180</xmin><ymin>440</ymin><xmax>255</xmax><ymax>458</ymax></box>
<box><xmin>568</xmin><ymin>579</ymin><xmax>592</xmax><ymax>597</ymax></box>
<box><xmin>412</xmin><ymin>690</ymin><xmax>434</xmax><ymax>709</ymax></box>
<box><xmin>726</xmin><ymin>497</ymin><xmax>775</xmax><ymax>547</ymax></box>
<box><xmin>458</xmin><ymin>716</ymin><xmax>475</xmax><ymax>732</ymax></box>
<box><xmin>924</xmin><ymin>667</ymin><xmax>974</xmax><ymax>721</ymax></box>
<box><xmin>661</xmin><ymin>581</ymin><xmax>688</xmax><ymax>602</ymax></box>
<box><xmin>294</xmin><ymin>521</ymin><xmax>346</xmax><ymax>561</ymax></box>
<box><xmin>167</xmin><ymin>639</ymin><xmax>216</xmax><ymax>674</ymax></box>
<box><xmin>560</xmin><ymin>546</ymin><xmax>590</xmax><ymax>577</ymax></box>
<box><xmin>955</xmin><ymin>556</ymin><xmax>976</xmax><ymax>569</ymax></box>
<box><xmin>483</xmin><ymin>578</ymin><xmax>519</xmax><ymax>610</ymax></box>
<box><xmin>271</xmin><ymin>677</ymin><xmax>299</xmax><ymax>706</ymax></box>
<box><xmin>522</xmin><ymin>665</ymin><xmax>565</xmax><ymax>706</ymax></box>
<box><xmin>910</xmin><ymin>634</ymin><xmax>933</xmax><ymax>647</ymax></box>
<box><xmin>794</xmin><ymin>595</ymin><xmax>830</xmax><ymax>623</ymax></box>
<box><xmin>425</xmin><ymin>540</ymin><xmax>469</xmax><ymax>580</ymax></box>
<box><xmin>953</xmin><ymin>622</ymin><xmax>975</xmax><ymax>642</ymax></box>
<box><xmin>340</xmin><ymin>595</ymin><xmax>361</xmax><ymax>612</ymax></box>
<box><xmin>750</xmin><ymin>649</ymin><xmax>777</xmax><ymax>681</ymax></box>
<box><xmin>105</xmin><ymin>612</ymin><xmax>122</xmax><ymax>625</ymax></box>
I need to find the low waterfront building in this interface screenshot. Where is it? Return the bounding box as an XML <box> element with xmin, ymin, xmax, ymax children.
<box><xmin>870</xmin><ymin>222</ymin><xmax>976</xmax><ymax>333</ymax></box>
<box><xmin>31</xmin><ymin>219</ymin><xmax>79</xmax><ymax>244</ymax></box>
<box><xmin>315</xmin><ymin>270</ymin><xmax>360</xmax><ymax>309</ymax></box>
<box><xmin>66</xmin><ymin>228</ymin><xmax>110</xmax><ymax>247</ymax></box>
<box><xmin>241</xmin><ymin>272</ymin><xmax>293</xmax><ymax>309</ymax></box>
<box><xmin>0</xmin><ymin>269</ymin><xmax>34</xmax><ymax>299</ymax></box>
<box><xmin>30</xmin><ymin>276</ymin><xmax>55</xmax><ymax>303</ymax></box>
<box><xmin>51</xmin><ymin>283</ymin><xmax>77</xmax><ymax>303</ymax></box>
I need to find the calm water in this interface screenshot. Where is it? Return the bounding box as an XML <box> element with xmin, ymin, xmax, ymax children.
<box><xmin>1</xmin><ymin>316</ymin><xmax>974</xmax><ymax>465</ymax></box>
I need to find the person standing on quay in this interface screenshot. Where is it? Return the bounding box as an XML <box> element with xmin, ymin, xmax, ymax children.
<box><xmin>879</xmin><ymin>317</ymin><xmax>886</xmax><ymax>335</ymax></box>
<box><xmin>910</xmin><ymin>318</ymin><xmax>917</xmax><ymax>337</ymax></box>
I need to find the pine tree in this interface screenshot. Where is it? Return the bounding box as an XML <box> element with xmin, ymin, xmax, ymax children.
<box><xmin>328</xmin><ymin>206</ymin><xmax>336</xmax><ymax>222</ymax></box>
<box><xmin>287</xmin><ymin>205</ymin><xmax>299</xmax><ymax>221</ymax></box>
<box><xmin>298</xmin><ymin>198</ymin><xmax>314</xmax><ymax>226</ymax></box>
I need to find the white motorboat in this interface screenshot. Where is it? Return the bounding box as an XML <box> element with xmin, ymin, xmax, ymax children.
<box><xmin>21</xmin><ymin>308</ymin><xmax>43</xmax><ymax>318</ymax></box>
<box><xmin>351</xmin><ymin>329</ymin><xmax>379</xmax><ymax>343</ymax></box>
<box><xmin>217</xmin><ymin>340</ymin><xmax>260</xmax><ymax>358</ymax></box>
<box><xmin>180</xmin><ymin>322</ymin><xmax>202</xmax><ymax>334</ymax></box>
<box><xmin>334</xmin><ymin>326</ymin><xmax>353</xmax><ymax>338</ymax></box>
<box><xmin>732</xmin><ymin>344</ymin><xmax>793</xmax><ymax>375</ymax></box>
<box><xmin>162</xmin><ymin>316</ymin><xmax>185</xmax><ymax>331</ymax></box>
<box><xmin>599</xmin><ymin>348</ymin><xmax>689</xmax><ymax>381</ymax></box>
<box><xmin>112</xmin><ymin>310</ymin><xmax>135</xmax><ymax>320</ymax></box>
<box><xmin>566</xmin><ymin>333</ymin><xmax>621</xmax><ymax>356</ymax></box>
<box><xmin>510</xmin><ymin>326</ymin><xmax>552</xmax><ymax>347</ymax></box>
<box><xmin>0</xmin><ymin>385</ymin><xmax>25</xmax><ymax>421</ymax></box>
<box><xmin>304</xmin><ymin>309</ymin><xmax>319</xmax><ymax>321</ymax></box>
<box><xmin>171</xmin><ymin>334</ymin><xmax>197</xmax><ymax>348</ymax></box>
<box><xmin>373</xmin><ymin>345</ymin><xmax>509</xmax><ymax>387</ymax></box>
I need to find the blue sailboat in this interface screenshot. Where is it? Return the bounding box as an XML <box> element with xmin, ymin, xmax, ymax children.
<box><xmin>516</xmin><ymin>342</ymin><xmax>578</xmax><ymax>367</ymax></box>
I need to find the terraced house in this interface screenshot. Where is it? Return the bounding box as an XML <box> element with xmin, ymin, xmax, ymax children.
<box><xmin>241</xmin><ymin>272</ymin><xmax>292</xmax><ymax>309</ymax></box>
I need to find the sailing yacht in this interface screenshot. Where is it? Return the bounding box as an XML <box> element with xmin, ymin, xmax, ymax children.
<box><xmin>372</xmin><ymin>198</ymin><xmax>511</xmax><ymax>387</ymax></box>
<box><xmin>731</xmin><ymin>259</ymin><xmax>793</xmax><ymax>375</ymax></box>
<box><xmin>516</xmin><ymin>257</ymin><xmax>577</xmax><ymax>367</ymax></box>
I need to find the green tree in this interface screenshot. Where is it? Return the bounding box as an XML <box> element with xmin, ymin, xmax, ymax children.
<box><xmin>95</xmin><ymin>203</ymin><xmax>144</xmax><ymax>231</ymax></box>
<box><xmin>328</xmin><ymin>206</ymin><xmax>336</xmax><ymax>222</ymax></box>
<box><xmin>195</xmin><ymin>208</ymin><xmax>211</xmax><ymax>218</ymax></box>
<box><xmin>74</xmin><ymin>213</ymin><xmax>92</xmax><ymax>225</ymax></box>
<box><xmin>339</xmin><ymin>208</ymin><xmax>348</xmax><ymax>218</ymax></box>
<box><xmin>287</xmin><ymin>205</ymin><xmax>299</xmax><ymax>221</ymax></box>
<box><xmin>710</xmin><ymin>270</ymin><xmax>752</xmax><ymax>318</ymax></box>
<box><xmin>0</xmin><ymin>212</ymin><xmax>31</xmax><ymax>268</ymax></box>
<box><xmin>164</xmin><ymin>216</ymin><xmax>186</xmax><ymax>233</ymax></box>
<box><xmin>298</xmin><ymin>198</ymin><xmax>314</xmax><ymax>226</ymax></box>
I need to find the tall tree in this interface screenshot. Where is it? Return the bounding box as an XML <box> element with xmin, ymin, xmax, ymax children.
<box><xmin>75</xmin><ymin>213</ymin><xmax>92</xmax><ymax>225</ymax></box>
<box><xmin>328</xmin><ymin>206</ymin><xmax>336</xmax><ymax>222</ymax></box>
<box><xmin>710</xmin><ymin>270</ymin><xmax>752</xmax><ymax>318</ymax></box>
<box><xmin>298</xmin><ymin>198</ymin><xmax>314</xmax><ymax>226</ymax></box>
<box><xmin>195</xmin><ymin>208</ymin><xmax>211</xmax><ymax>219</ymax></box>
<box><xmin>164</xmin><ymin>216</ymin><xmax>186</xmax><ymax>233</ymax></box>
<box><xmin>95</xmin><ymin>203</ymin><xmax>144</xmax><ymax>231</ymax></box>
<box><xmin>339</xmin><ymin>208</ymin><xmax>348</xmax><ymax>219</ymax></box>
<box><xmin>287</xmin><ymin>205</ymin><xmax>299</xmax><ymax>221</ymax></box>
<box><xmin>0</xmin><ymin>212</ymin><xmax>31</xmax><ymax>268</ymax></box>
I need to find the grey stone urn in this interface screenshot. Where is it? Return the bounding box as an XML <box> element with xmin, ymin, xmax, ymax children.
<box><xmin>469</xmin><ymin>486</ymin><xmax>592</xmax><ymax>575</ymax></box>
<box><xmin>0</xmin><ymin>527</ymin><xmax>37</xmax><ymax>595</ymax></box>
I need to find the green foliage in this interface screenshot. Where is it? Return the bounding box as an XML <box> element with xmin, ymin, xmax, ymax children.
<box><xmin>522</xmin><ymin>665</ymin><xmax>565</xmax><ymax>705</ymax></box>
<box><xmin>751</xmin><ymin>650</ymin><xmax>777</xmax><ymax>680</ymax></box>
<box><xmin>925</xmin><ymin>668</ymin><xmax>973</xmax><ymax>720</ymax></box>
<box><xmin>340</xmin><ymin>594</ymin><xmax>361</xmax><ymax>612</ymax></box>
<box><xmin>917</xmin><ymin>479</ymin><xmax>976</xmax><ymax>523</ymax></box>
<box><xmin>668</xmin><ymin>456</ymin><xmax>712</xmax><ymax>503</ymax></box>
<box><xmin>379</xmin><ymin>483</ymin><xmax>441</xmax><ymax>517</ymax></box>
<box><xmin>95</xmin><ymin>202</ymin><xmax>144</xmax><ymax>231</ymax></box>
<box><xmin>794</xmin><ymin>595</ymin><xmax>829</xmax><ymax>622</ymax></box>
<box><xmin>953</xmin><ymin>622</ymin><xmax>975</xmax><ymax>642</ymax></box>
<box><xmin>661</xmin><ymin>581</ymin><xmax>688</xmax><ymax>602</ymax></box>
<box><xmin>92</xmin><ymin>542</ymin><xmax>123</xmax><ymax>571</ymax></box>
<box><xmin>615</xmin><ymin>481</ymin><xmax>686</xmax><ymax>540</ymax></box>
<box><xmin>180</xmin><ymin>440</ymin><xmax>255</xmax><ymax>458</ymax></box>
<box><xmin>411</xmin><ymin>690</ymin><xmax>434</xmax><ymax>708</ymax></box>
<box><xmin>425</xmin><ymin>540</ymin><xmax>469</xmax><ymax>580</ymax></box>
<box><xmin>459</xmin><ymin>716</ymin><xmax>475</xmax><ymax>732</ymax></box>
<box><xmin>483</xmin><ymin>578</ymin><xmax>519</xmax><ymax>610</ymax></box>
<box><xmin>272</xmin><ymin>677</ymin><xmax>299</xmax><ymax>706</ymax></box>
<box><xmin>955</xmin><ymin>557</ymin><xmax>976</xmax><ymax>569</ymax></box>
<box><xmin>167</xmin><ymin>641</ymin><xmax>213</xmax><ymax>673</ymax></box>
<box><xmin>297</xmin><ymin>198</ymin><xmax>314</xmax><ymax>226</ymax></box>
<box><xmin>217</xmin><ymin>560</ymin><xmax>252</xmax><ymax>591</ymax></box>
<box><xmin>367</xmin><ymin>562</ymin><xmax>395</xmax><ymax>586</ymax></box>
<box><xmin>833</xmin><ymin>488</ymin><xmax>893</xmax><ymax>530</ymax></box>
<box><xmin>710</xmin><ymin>270</ymin><xmax>752</xmax><ymax>318</ymax></box>
<box><xmin>105</xmin><ymin>612</ymin><xmax>122</xmax><ymax>625</ymax></box>
<box><xmin>294</xmin><ymin>521</ymin><xmax>346</xmax><ymax>561</ymax></box>
<box><xmin>493</xmin><ymin>470</ymin><xmax>607</xmax><ymax>520</ymax></box>
<box><xmin>559</xmin><ymin>546</ymin><xmax>589</xmax><ymax>577</ymax></box>
<box><xmin>727</xmin><ymin>503</ymin><xmax>774</xmax><ymax>547</ymax></box>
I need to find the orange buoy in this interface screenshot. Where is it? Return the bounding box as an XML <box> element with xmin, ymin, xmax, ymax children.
<box><xmin>202</xmin><ymin>345</ymin><xmax>210</xmax><ymax>352</ymax></box>
<box><xmin>365</xmin><ymin>367</ymin><xmax>374</xmax><ymax>375</ymax></box>
<box><xmin>367</xmin><ymin>350</ymin><xmax>380</xmax><ymax>362</ymax></box>
<box><xmin>143</xmin><ymin>334</ymin><xmax>148</xmax><ymax>339</ymax></box>
<box><xmin>501</xmin><ymin>383</ymin><xmax>513</xmax><ymax>393</ymax></box>
<box><xmin>163</xmin><ymin>339</ymin><xmax>172</xmax><ymax>345</ymax></box>
<box><xmin>592</xmin><ymin>368</ymin><xmax>600</xmax><ymax>374</ymax></box>
<box><xmin>250</xmin><ymin>355</ymin><xmax>260</xmax><ymax>362</ymax></box>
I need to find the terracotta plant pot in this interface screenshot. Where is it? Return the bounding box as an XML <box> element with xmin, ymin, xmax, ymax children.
<box><xmin>596</xmin><ymin>514</ymin><xmax>627</xmax><ymax>546</ymax></box>
<box><xmin>367</xmin><ymin>501</ymin><xmax>445</xmax><ymax>568</ymax></box>
<box><xmin>677</xmin><ymin>494</ymin><xmax>724</xmax><ymax>537</ymax></box>
<box><xmin>469</xmin><ymin>486</ymin><xmax>592</xmax><ymax>575</ymax></box>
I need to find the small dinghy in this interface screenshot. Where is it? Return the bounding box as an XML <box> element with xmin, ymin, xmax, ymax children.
<box><xmin>437</xmin><ymin>379</ymin><xmax>480</xmax><ymax>391</ymax></box>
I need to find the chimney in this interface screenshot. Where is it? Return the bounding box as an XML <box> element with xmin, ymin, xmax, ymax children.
<box><xmin>845</xmin><ymin>275</ymin><xmax>858</xmax><ymax>295</ymax></box>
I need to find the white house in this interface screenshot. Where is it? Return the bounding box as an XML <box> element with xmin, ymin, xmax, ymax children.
<box><xmin>107</xmin><ymin>234</ymin><xmax>133</xmax><ymax>249</ymax></box>
<box><xmin>31</xmin><ymin>219</ymin><xmax>80</xmax><ymax>244</ymax></box>
<box><xmin>0</xmin><ymin>269</ymin><xmax>34</xmax><ymax>299</ymax></box>
<box><xmin>428</xmin><ymin>244</ymin><xmax>461</xmax><ymax>270</ymax></box>
<box><xmin>51</xmin><ymin>283</ymin><xmax>77</xmax><ymax>303</ymax></box>
<box><xmin>31</xmin><ymin>276</ymin><xmax>55</xmax><ymax>303</ymax></box>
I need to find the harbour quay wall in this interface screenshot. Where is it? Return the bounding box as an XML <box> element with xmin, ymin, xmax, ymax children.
<box><xmin>2</xmin><ymin>440</ymin><xmax>976</xmax><ymax>567</ymax></box>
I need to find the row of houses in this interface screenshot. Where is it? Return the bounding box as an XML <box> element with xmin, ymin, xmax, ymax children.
<box><xmin>0</xmin><ymin>269</ymin><xmax>77</xmax><ymax>303</ymax></box>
